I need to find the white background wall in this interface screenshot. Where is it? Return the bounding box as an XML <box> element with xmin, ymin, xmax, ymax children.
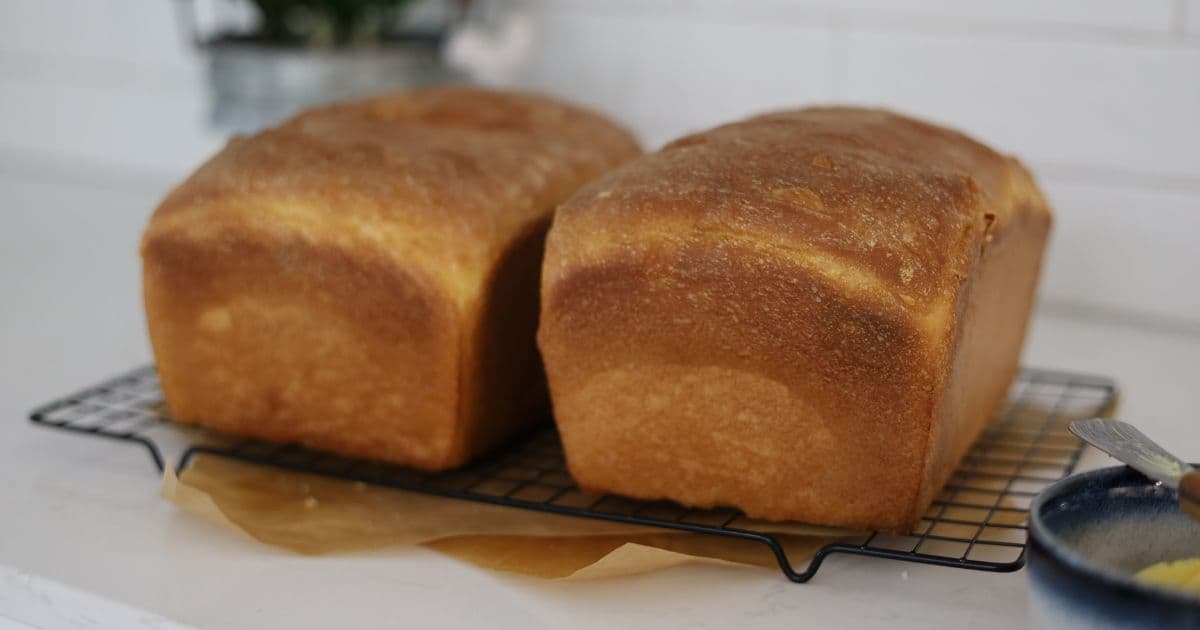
<box><xmin>2</xmin><ymin>0</ymin><xmax>1198</xmax><ymax>333</ymax></box>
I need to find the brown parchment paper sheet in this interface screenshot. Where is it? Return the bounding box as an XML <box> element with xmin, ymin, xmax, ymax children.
<box><xmin>162</xmin><ymin>455</ymin><xmax>849</xmax><ymax>580</ymax></box>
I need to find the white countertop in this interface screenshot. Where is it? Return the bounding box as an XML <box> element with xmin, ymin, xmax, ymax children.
<box><xmin>2</xmin><ymin>162</ymin><xmax>1198</xmax><ymax>629</ymax></box>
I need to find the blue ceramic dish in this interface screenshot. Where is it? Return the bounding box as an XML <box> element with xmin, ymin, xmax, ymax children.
<box><xmin>1028</xmin><ymin>464</ymin><xmax>1200</xmax><ymax>629</ymax></box>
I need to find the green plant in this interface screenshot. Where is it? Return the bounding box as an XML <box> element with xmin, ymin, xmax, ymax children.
<box><xmin>248</xmin><ymin>0</ymin><xmax>418</xmax><ymax>47</ymax></box>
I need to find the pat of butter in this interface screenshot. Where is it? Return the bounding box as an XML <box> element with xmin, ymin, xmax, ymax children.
<box><xmin>1135</xmin><ymin>557</ymin><xmax>1200</xmax><ymax>595</ymax></box>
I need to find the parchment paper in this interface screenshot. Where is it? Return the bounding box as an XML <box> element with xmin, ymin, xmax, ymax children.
<box><xmin>162</xmin><ymin>455</ymin><xmax>847</xmax><ymax>580</ymax></box>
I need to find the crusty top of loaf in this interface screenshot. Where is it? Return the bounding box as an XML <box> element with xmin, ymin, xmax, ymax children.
<box><xmin>147</xmin><ymin>87</ymin><xmax>640</xmax><ymax>307</ymax></box>
<box><xmin>547</xmin><ymin>107</ymin><xmax>1048</xmax><ymax>327</ymax></box>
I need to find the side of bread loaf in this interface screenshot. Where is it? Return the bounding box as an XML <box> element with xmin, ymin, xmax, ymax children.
<box><xmin>143</xmin><ymin>87</ymin><xmax>640</xmax><ymax>469</ymax></box>
<box><xmin>537</xmin><ymin>107</ymin><xmax>1050</xmax><ymax>531</ymax></box>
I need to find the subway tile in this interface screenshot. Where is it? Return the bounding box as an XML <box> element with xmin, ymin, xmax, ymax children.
<box><xmin>516</xmin><ymin>12</ymin><xmax>831</xmax><ymax>148</ymax></box>
<box><xmin>1037</xmin><ymin>177</ymin><xmax>1200</xmax><ymax>324</ymax></box>
<box><xmin>0</xmin><ymin>0</ymin><xmax>193</xmax><ymax>70</ymax></box>
<box><xmin>1185</xmin><ymin>0</ymin><xmax>1200</xmax><ymax>35</ymax></box>
<box><xmin>510</xmin><ymin>13</ymin><xmax>645</xmax><ymax>132</ymax></box>
<box><xmin>837</xmin><ymin>28</ymin><xmax>1200</xmax><ymax>180</ymax></box>
<box><xmin>816</xmin><ymin>0</ymin><xmax>1176</xmax><ymax>32</ymax></box>
<box><xmin>518</xmin><ymin>0</ymin><xmax>1176</xmax><ymax>32</ymax></box>
<box><xmin>0</xmin><ymin>70</ymin><xmax>224</xmax><ymax>177</ymax></box>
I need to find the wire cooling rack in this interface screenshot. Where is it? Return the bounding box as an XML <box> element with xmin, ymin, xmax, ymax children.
<box><xmin>29</xmin><ymin>365</ymin><xmax>1116</xmax><ymax>583</ymax></box>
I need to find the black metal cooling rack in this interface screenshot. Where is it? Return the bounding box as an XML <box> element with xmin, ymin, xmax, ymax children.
<box><xmin>28</xmin><ymin>365</ymin><xmax>1116</xmax><ymax>583</ymax></box>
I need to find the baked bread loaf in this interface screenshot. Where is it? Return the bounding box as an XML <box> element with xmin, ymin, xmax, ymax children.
<box><xmin>538</xmin><ymin>107</ymin><xmax>1051</xmax><ymax>531</ymax></box>
<box><xmin>143</xmin><ymin>87</ymin><xmax>640</xmax><ymax>470</ymax></box>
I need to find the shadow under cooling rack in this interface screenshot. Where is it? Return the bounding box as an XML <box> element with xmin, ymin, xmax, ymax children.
<box><xmin>29</xmin><ymin>366</ymin><xmax>1117</xmax><ymax>583</ymax></box>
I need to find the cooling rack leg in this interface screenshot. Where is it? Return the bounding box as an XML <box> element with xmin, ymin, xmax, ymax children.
<box><xmin>745</xmin><ymin>534</ymin><xmax>816</xmax><ymax>583</ymax></box>
<box><xmin>130</xmin><ymin>436</ymin><xmax>166</xmax><ymax>472</ymax></box>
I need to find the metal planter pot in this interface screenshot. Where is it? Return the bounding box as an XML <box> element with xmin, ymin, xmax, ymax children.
<box><xmin>205</xmin><ymin>37</ymin><xmax>466</xmax><ymax>133</ymax></box>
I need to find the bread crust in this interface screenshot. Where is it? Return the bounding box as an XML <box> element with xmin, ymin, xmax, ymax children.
<box><xmin>538</xmin><ymin>107</ymin><xmax>1050</xmax><ymax>530</ymax></box>
<box><xmin>143</xmin><ymin>87</ymin><xmax>640</xmax><ymax>469</ymax></box>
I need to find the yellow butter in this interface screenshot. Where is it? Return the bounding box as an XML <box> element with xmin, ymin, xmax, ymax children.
<box><xmin>1135</xmin><ymin>557</ymin><xmax>1200</xmax><ymax>595</ymax></box>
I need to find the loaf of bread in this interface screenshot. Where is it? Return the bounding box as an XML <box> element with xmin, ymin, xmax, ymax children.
<box><xmin>142</xmin><ymin>87</ymin><xmax>640</xmax><ymax>470</ymax></box>
<box><xmin>538</xmin><ymin>107</ymin><xmax>1051</xmax><ymax>531</ymax></box>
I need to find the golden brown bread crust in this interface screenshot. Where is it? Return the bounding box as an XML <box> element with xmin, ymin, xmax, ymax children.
<box><xmin>143</xmin><ymin>87</ymin><xmax>640</xmax><ymax>469</ymax></box>
<box><xmin>538</xmin><ymin>106</ymin><xmax>1050</xmax><ymax>531</ymax></box>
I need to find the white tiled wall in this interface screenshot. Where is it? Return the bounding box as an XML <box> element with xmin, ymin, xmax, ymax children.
<box><xmin>499</xmin><ymin>0</ymin><xmax>1200</xmax><ymax>330</ymax></box>
<box><xmin>1</xmin><ymin>0</ymin><xmax>1198</xmax><ymax>330</ymax></box>
<box><xmin>0</xmin><ymin>0</ymin><xmax>220</xmax><ymax>175</ymax></box>
<box><xmin>1186</xmin><ymin>0</ymin><xmax>1200</xmax><ymax>35</ymax></box>
<box><xmin>839</xmin><ymin>30</ymin><xmax>1200</xmax><ymax>179</ymax></box>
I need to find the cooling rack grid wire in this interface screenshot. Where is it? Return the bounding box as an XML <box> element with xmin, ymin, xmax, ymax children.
<box><xmin>29</xmin><ymin>366</ymin><xmax>1117</xmax><ymax>583</ymax></box>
